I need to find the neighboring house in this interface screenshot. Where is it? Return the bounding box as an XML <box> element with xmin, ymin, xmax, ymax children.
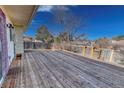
<box><xmin>71</xmin><ymin>40</ymin><xmax>95</xmax><ymax>47</ymax></box>
<box><xmin>23</xmin><ymin>36</ymin><xmax>33</xmax><ymax>49</ymax></box>
<box><xmin>112</xmin><ymin>40</ymin><xmax>124</xmax><ymax>46</ymax></box>
<box><xmin>112</xmin><ymin>40</ymin><xmax>124</xmax><ymax>50</ymax></box>
<box><xmin>23</xmin><ymin>36</ymin><xmax>43</xmax><ymax>49</ymax></box>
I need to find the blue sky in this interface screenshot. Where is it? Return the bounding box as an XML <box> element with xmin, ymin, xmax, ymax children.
<box><xmin>24</xmin><ymin>5</ymin><xmax>124</xmax><ymax>40</ymax></box>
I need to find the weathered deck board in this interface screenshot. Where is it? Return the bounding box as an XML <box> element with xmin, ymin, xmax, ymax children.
<box><xmin>47</xmin><ymin>51</ymin><xmax>119</xmax><ymax>87</ymax></box>
<box><xmin>2</xmin><ymin>50</ymin><xmax>124</xmax><ymax>88</ymax></box>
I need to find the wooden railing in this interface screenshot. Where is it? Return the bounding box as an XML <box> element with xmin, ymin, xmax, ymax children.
<box><xmin>53</xmin><ymin>43</ymin><xmax>124</xmax><ymax>64</ymax></box>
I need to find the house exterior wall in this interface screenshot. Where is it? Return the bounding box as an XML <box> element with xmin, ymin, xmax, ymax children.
<box><xmin>0</xmin><ymin>9</ymin><xmax>9</xmax><ymax>85</ymax></box>
<box><xmin>6</xmin><ymin>23</ymin><xmax>15</xmax><ymax>65</ymax></box>
<box><xmin>14</xmin><ymin>27</ymin><xmax>24</xmax><ymax>54</ymax></box>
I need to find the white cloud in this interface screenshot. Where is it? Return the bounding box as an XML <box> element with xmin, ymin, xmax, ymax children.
<box><xmin>37</xmin><ymin>5</ymin><xmax>69</xmax><ymax>12</ymax></box>
<box><xmin>54</xmin><ymin>6</ymin><xmax>69</xmax><ymax>11</ymax></box>
<box><xmin>37</xmin><ymin>5</ymin><xmax>54</xmax><ymax>12</ymax></box>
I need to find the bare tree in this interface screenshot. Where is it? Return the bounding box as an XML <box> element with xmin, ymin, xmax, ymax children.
<box><xmin>95</xmin><ymin>37</ymin><xmax>111</xmax><ymax>48</ymax></box>
<box><xmin>74</xmin><ymin>33</ymin><xmax>87</xmax><ymax>40</ymax></box>
<box><xmin>52</xmin><ymin>6</ymin><xmax>84</xmax><ymax>42</ymax></box>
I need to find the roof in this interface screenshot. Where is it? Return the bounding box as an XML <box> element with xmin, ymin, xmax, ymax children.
<box><xmin>0</xmin><ymin>5</ymin><xmax>38</xmax><ymax>31</ymax></box>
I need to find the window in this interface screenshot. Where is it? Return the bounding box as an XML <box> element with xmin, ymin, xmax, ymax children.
<box><xmin>10</xmin><ymin>28</ymin><xmax>13</xmax><ymax>41</ymax></box>
<box><xmin>7</xmin><ymin>23</ymin><xmax>13</xmax><ymax>41</ymax></box>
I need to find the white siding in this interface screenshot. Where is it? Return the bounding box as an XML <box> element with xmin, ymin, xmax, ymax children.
<box><xmin>6</xmin><ymin>25</ymin><xmax>15</xmax><ymax>65</ymax></box>
<box><xmin>14</xmin><ymin>27</ymin><xmax>24</xmax><ymax>54</ymax></box>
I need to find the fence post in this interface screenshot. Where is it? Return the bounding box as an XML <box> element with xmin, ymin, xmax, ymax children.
<box><xmin>90</xmin><ymin>46</ymin><xmax>94</xmax><ymax>58</ymax></box>
<box><xmin>82</xmin><ymin>46</ymin><xmax>85</xmax><ymax>56</ymax></box>
<box><xmin>109</xmin><ymin>49</ymin><xmax>114</xmax><ymax>62</ymax></box>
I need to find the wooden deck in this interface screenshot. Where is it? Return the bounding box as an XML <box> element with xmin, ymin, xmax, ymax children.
<box><xmin>2</xmin><ymin>50</ymin><xmax>124</xmax><ymax>88</ymax></box>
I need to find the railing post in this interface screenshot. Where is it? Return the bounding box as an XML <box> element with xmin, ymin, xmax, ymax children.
<box><xmin>82</xmin><ymin>46</ymin><xmax>85</xmax><ymax>56</ymax></box>
<box><xmin>90</xmin><ymin>46</ymin><xmax>94</xmax><ymax>58</ymax></box>
<box><xmin>109</xmin><ymin>49</ymin><xmax>114</xmax><ymax>63</ymax></box>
